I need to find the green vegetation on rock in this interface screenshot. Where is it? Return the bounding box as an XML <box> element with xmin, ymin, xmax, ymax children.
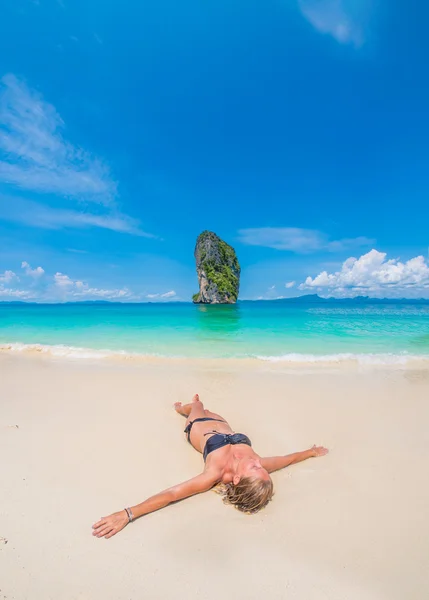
<box><xmin>193</xmin><ymin>231</ymin><xmax>241</xmax><ymax>304</ymax></box>
<box><xmin>202</xmin><ymin>258</ymin><xmax>239</xmax><ymax>300</ymax></box>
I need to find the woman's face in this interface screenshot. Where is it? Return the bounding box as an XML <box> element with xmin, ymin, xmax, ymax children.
<box><xmin>235</xmin><ymin>456</ymin><xmax>270</xmax><ymax>483</ymax></box>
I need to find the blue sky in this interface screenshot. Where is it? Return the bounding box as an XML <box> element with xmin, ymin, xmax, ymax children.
<box><xmin>0</xmin><ymin>0</ymin><xmax>428</xmax><ymax>301</ymax></box>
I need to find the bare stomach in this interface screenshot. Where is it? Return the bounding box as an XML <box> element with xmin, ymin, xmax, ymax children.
<box><xmin>189</xmin><ymin>414</ymin><xmax>234</xmax><ymax>454</ymax></box>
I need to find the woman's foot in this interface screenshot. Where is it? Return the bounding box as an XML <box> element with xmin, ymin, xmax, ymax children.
<box><xmin>174</xmin><ymin>394</ymin><xmax>200</xmax><ymax>416</ymax></box>
<box><xmin>174</xmin><ymin>402</ymin><xmax>188</xmax><ymax>416</ymax></box>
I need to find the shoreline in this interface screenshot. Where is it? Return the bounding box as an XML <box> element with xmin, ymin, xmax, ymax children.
<box><xmin>2</xmin><ymin>340</ymin><xmax>429</xmax><ymax>370</ymax></box>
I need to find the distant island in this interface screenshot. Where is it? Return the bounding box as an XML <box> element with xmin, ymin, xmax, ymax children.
<box><xmin>257</xmin><ymin>294</ymin><xmax>429</xmax><ymax>305</ymax></box>
<box><xmin>1</xmin><ymin>295</ymin><xmax>429</xmax><ymax>305</ymax></box>
<box><xmin>192</xmin><ymin>231</ymin><xmax>241</xmax><ymax>304</ymax></box>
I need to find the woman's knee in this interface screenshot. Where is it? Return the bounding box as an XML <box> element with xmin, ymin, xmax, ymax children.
<box><xmin>186</xmin><ymin>400</ymin><xmax>205</xmax><ymax>422</ymax></box>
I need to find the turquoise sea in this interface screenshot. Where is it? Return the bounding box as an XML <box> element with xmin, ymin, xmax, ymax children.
<box><xmin>1</xmin><ymin>300</ymin><xmax>429</xmax><ymax>364</ymax></box>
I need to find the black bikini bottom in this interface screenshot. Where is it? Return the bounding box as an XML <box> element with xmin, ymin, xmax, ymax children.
<box><xmin>184</xmin><ymin>417</ymin><xmax>225</xmax><ymax>442</ymax></box>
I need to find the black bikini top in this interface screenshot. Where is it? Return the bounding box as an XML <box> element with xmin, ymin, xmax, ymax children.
<box><xmin>203</xmin><ymin>432</ymin><xmax>252</xmax><ymax>462</ymax></box>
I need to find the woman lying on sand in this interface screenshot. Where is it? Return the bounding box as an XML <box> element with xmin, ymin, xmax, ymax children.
<box><xmin>92</xmin><ymin>394</ymin><xmax>328</xmax><ymax>539</ymax></box>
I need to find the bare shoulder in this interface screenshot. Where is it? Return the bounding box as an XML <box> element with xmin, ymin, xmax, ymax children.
<box><xmin>203</xmin><ymin>464</ymin><xmax>223</xmax><ymax>485</ymax></box>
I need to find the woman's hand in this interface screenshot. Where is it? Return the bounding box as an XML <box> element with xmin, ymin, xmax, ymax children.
<box><xmin>311</xmin><ymin>445</ymin><xmax>329</xmax><ymax>457</ymax></box>
<box><xmin>92</xmin><ymin>510</ymin><xmax>129</xmax><ymax>539</ymax></box>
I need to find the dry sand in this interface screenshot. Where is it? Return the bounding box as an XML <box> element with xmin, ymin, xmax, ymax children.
<box><xmin>1</xmin><ymin>353</ymin><xmax>428</xmax><ymax>600</ymax></box>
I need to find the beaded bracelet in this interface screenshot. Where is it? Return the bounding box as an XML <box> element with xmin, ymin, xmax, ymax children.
<box><xmin>124</xmin><ymin>507</ymin><xmax>134</xmax><ymax>522</ymax></box>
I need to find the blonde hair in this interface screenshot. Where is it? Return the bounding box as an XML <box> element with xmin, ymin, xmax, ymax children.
<box><xmin>216</xmin><ymin>477</ymin><xmax>274</xmax><ymax>514</ymax></box>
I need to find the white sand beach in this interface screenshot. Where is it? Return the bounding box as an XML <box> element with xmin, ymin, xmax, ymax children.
<box><xmin>1</xmin><ymin>353</ymin><xmax>429</xmax><ymax>599</ymax></box>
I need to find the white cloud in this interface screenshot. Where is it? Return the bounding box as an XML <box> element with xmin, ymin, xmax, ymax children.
<box><xmin>0</xmin><ymin>74</ymin><xmax>117</xmax><ymax>203</ymax></box>
<box><xmin>0</xmin><ymin>196</ymin><xmax>154</xmax><ymax>237</ymax></box>
<box><xmin>0</xmin><ymin>75</ymin><xmax>153</xmax><ymax>238</ymax></box>
<box><xmin>285</xmin><ymin>281</ymin><xmax>296</xmax><ymax>288</ymax></box>
<box><xmin>41</xmin><ymin>208</ymin><xmax>146</xmax><ymax>236</ymax></box>
<box><xmin>299</xmin><ymin>249</ymin><xmax>429</xmax><ymax>298</ymax></box>
<box><xmin>0</xmin><ymin>263</ymin><xmax>45</xmax><ymax>300</ymax></box>
<box><xmin>0</xmin><ymin>287</ymin><xmax>35</xmax><ymax>299</ymax></box>
<box><xmin>298</xmin><ymin>0</ymin><xmax>370</xmax><ymax>47</ymax></box>
<box><xmin>0</xmin><ymin>262</ymin><xmax>139</xmax><ymax>302</ymax></box>
<box><xmin>0</xmin><ymin>270</ymin><xmax>17</xmax><ymax>283</ymax></box>
<box><xmin>54</xmin><ymin>272</ymin><xmax>74</xmax><ymax>288</ymax></box>
<box><xmin>74</xmin><ymin>287</ymin><xmax>131</xmax><ymax>299</ymax></box>
<box><xmin>254</xmin><ymin>294</ymin><xmax>286</xmax><ymax>301</ymax></box>
<box><xmin>67</xmin><ymin>248</ymin><xmax>88</xmax><ymax>254</ymax></box>
<box><xmin>22</xmin><ymin>261</ymin><xmax>44</xmax><ymax>278</ymax></box>
<box><xmin>53</xmin><ymin>271</ymin><xmax>132</xmax><ymax>300</ymax></box>
<box><xmin>238</xmin><ymin>227</ymin><xmax>374</xmax><ymax>254</ymax></box>
<box><xmin>146</xmin><ymin>290</ymin><xmax>177</xmax><ymax>300</ymax></box>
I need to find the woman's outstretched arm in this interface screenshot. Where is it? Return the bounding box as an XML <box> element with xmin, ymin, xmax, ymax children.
<box><xmin>261</xmin><ymin>445</ymin><xmax>328</xmax><ymax>473</ymax></box>
<box><xmin>92</xmin><ymin>471</ymin><xmax>217</xmax><ymax>539</ymax></box>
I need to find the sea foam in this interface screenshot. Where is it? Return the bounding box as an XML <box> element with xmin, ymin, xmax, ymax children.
<box><xmin>1</xmin><ymin>342</ymin><xmax>429</xmax><ymax>367</ymax></box>
<box><xmin>255</xmin><ymin>352</ymin><xmax>429</xmax><ymax>365</ymax></box>
<box><xmin>0</xmin><ymin>342</ymin><xmax>131</xmax><ymax>360</ymax></box>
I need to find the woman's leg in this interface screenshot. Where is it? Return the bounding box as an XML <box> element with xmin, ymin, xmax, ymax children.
<box><xmin>174</xmin><ymin>394</ymin><xmax>226</xmax><ymax>424</ymax></box>
<box><xmin>174</xmin><ymin>393</ymin><xmax>206</xmax><ymax>425</ymax></box>
<box><xmin>174</xmin><ymin>394</ymin><xmax>229</xmax><ymax>453</ymax></box>
<box><xmin>175</xmin><ymin>394</ymin><xmax>209</xmax><ymax>453</ymax></box>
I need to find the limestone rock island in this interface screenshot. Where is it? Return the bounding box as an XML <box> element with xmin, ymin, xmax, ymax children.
<box><xmin>192</xmin><ymin>231</ymin><xmax>241</xmax><ymax>304</ymax></box>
